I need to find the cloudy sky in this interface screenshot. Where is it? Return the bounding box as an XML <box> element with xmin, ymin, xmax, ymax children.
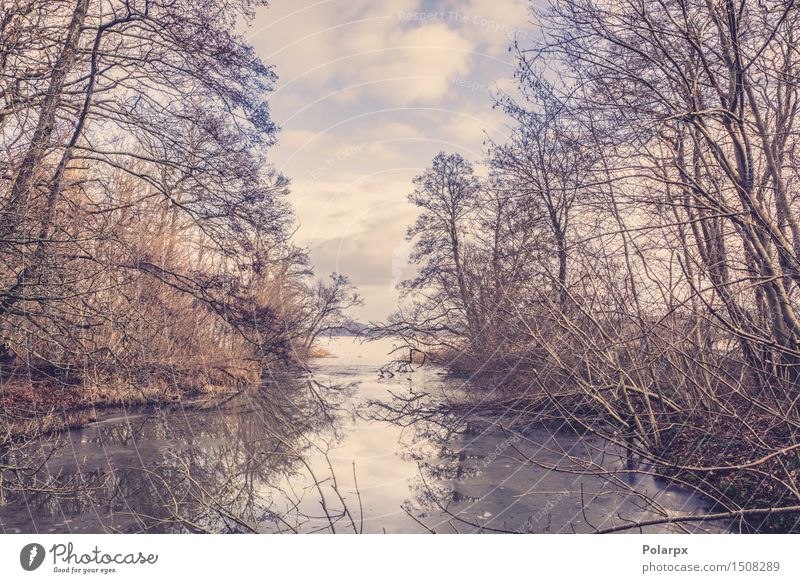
<box><xmin>246</xmin><ymin>0</ymin><xmax>535</xmax><ymax>321</ymax></box>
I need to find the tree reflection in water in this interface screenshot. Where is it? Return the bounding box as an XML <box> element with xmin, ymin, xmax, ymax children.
<box><xmin>368</xmin><ymin>385</ymin><xmax>727</xmax><ymax>534</ymax></box>
<box><xmin>1</xmin><ymin>337</ymin><xmax>730</xmax><ymax>534</ymax></box>
<box><xmin>0</xmin><ymin>375</ymin><xmax>363</xmax><ymax>533</ymax></box>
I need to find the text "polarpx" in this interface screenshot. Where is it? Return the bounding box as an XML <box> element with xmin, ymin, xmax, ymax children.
<box><xmin>643</xmin><ymin>545</ymin><xmax>688</xmax><ymax>557</ymax></box>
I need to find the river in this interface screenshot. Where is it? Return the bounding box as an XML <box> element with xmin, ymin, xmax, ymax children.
<box><xmin>0</xmin><ymin>337</ymin><xmax>724</xmax><ymax>533</ymax></box>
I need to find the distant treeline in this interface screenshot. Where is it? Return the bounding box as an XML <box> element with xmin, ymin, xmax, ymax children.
<box><xmin>389</xmin><ymin>0</ymin><xmax>800</xmax><ymax>532</ymax></box>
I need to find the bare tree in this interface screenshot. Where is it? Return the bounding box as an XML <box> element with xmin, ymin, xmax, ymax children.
<box><xmin>300</xmin><ymin>273</ymin><xmax>362</xmax><ymax>351</ymax></box>
<box><xmin>0</xmin><ymin>1</ymin><xmax>359</xmax><ymax>442</ymax></box>
<box><xmin>398</xmin><ymin>152</ymin><xmax>482</xmax><ymax>343</ymax></box>
<box><xmin>386</xmin><ymin>0</ymin><xmax>800</xmax><ymax>532</ymax></box>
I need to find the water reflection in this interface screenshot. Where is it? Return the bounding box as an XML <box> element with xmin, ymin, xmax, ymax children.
<box><xmin>0</xmin><ymin>338</ymin><xmax>727</xmax><ymax>534</ymax></box>
<box><xmin>366</xmin><ymin>374</ymin><xmax>725</xmax><ymax>533</ymax></box>
<box><xmin>0</xmin><ymin>375</ymin><xmax>354</xmax><ymax>533</ymax></box>
<box><xmin>402</xmin><ymin>420</ymin><xmax>723</xmax><ymax>533</ymax></box>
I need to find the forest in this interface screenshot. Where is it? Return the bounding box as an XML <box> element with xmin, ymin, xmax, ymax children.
<box><xmin>0</xmin><ymin>0</ymin><xmax>357</xmax><ymax>432</ymax></box>
<box><xmin>2</xmin><ymin>0</ymin><xmax>800</xmax><ymax>535</ymax></box>
<box><xmin>389</xmin><ymin>0</ymin><xmax>800</xmax><ymax>533</ymax></box>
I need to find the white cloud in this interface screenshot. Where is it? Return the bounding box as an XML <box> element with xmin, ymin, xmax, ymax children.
<box><xmin>245</xmin><ymin>0</ymin><xmax>535</xmax><ymax>319</ymax></box>
<box><xmin>345</xmin><ymin>22</ymin><xmax>475</xmax><ymax>103</ymax></box>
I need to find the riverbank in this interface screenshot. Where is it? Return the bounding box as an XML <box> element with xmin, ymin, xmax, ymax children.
<box><xmin>0</xmin><ymin>337</ymin><xmax>346</xmax><ymax>439</ymax></box>
<box><xmin>0</xmin><ymin>336</ymin><xmax>725</xmax><ymax>534</ymax></box>
<box><xmin>0</xmin><ymin>357</ymin><xmax>267</xmax><ymax>438</ymax></box>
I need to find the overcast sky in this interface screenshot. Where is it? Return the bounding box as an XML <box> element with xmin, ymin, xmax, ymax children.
<box><xmin>246</xmin><ymin>0</ymin><xmax>535</xmax><ymax>321</ymax></box>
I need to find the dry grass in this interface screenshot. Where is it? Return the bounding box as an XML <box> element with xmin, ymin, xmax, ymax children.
<box><xmin>0</xmin><ymin>358</ymin><xmax>259</xmax><ymax>437</ymax></box>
